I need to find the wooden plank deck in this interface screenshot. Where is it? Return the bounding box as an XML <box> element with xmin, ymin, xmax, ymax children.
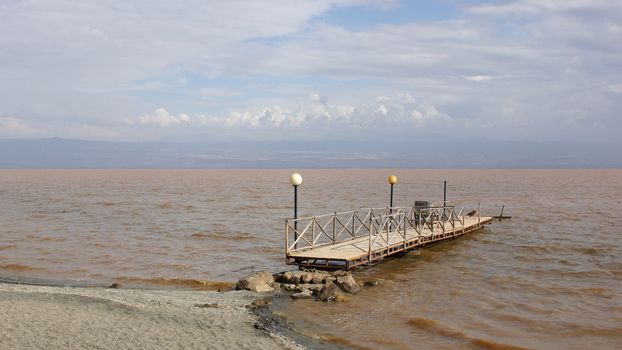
<box><xmin>287</xmin><ymin>216</ymin><xmax>493</xmax><ymax>269</ymax></box>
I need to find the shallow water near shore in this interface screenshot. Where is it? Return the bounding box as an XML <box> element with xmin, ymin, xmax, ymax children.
<box><xmin>1</xmin><ymin>169</ymin><xmax>622</xmax><ymax>349</ymax></box>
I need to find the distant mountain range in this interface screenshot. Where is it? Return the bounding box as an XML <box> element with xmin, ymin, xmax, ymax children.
<box><xmin>0</xmin><ymin>138</ymin><xmax>620</xmax><ymax>168</ymax></box>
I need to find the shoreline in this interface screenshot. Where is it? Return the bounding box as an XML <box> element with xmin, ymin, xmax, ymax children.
<box><xmin>0</xmin><ymin>282</ymin><xmax>303</xmax><ymax>349</ymax></box>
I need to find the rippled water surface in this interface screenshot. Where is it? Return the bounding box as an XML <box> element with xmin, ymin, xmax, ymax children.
<box><xmin>1</xmin><ymin>169</ymin><xmax>622</xmax><ymax>349</ymax></box>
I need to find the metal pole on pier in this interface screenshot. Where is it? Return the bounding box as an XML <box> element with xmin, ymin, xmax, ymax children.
<box><xmin>290</xmin><ymin>173</ymin><xmax>303</xmax><ymax>249</ymax></box>
<box><xmin>388</xmin><ymin>175</ymin><xmax>397</xmax><ymax>209</ymax></box>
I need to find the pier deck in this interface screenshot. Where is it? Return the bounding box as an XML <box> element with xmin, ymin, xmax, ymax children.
<box><xmin>285</xmin><ymin>206</ymin><xmax>493</xmax><ymax>269</ymax></box>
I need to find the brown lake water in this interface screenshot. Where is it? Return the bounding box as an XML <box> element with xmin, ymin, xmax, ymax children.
<box><xmin>1</xmin><ymin>169</ymin><xmax>621</xmax><ymax>349</ymax></box>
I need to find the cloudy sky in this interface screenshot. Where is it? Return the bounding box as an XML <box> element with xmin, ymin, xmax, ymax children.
<box><xmin>1</xmin><ymin>0</ymin><xmax>621</xmax><ymax>143</ymax></box>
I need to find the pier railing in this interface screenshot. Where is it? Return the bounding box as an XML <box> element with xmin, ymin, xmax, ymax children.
<box><xmin>285</xmin><ymin>204</ymin><xmax>474</xmax><ymax>255</ymax></box>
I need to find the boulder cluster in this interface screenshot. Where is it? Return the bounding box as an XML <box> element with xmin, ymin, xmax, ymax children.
<box><xmin>236</xmin><ymin>269</ymin><xmax>363</xmax><ymax>302</ymax></box>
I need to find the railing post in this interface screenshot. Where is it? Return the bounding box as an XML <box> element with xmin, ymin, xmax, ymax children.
<box><xmin>332</xmin><ymin>212</ymin><xmax>336</xmax><ymax>243</ymax></box>
<box><xmin>402</xmin><ymin>214</ymin><xmax>406</xmax><ymax>242</ymax></box>
<box><xmin>387</xmin><ymin>206</ymin><xmax>391</xmax><ymax>233</ymax></box>
<box><xmin>352</xmin><ymin>212</ymin><xmax>355</xmax><ymax>238</ymax></box>
<box><xmin>312</xmin><ymin>217</ymin><xmax>316</xmax><ymax>247</ymax></box>
<box><xmin>478</xmin><ymin>203</ymin><xmax>481</xmax><ymax>226</ymax></box>
<box><xmin>386</xmin><ymin>213</ymin><xmax>390</xmax><ymax>248</ymax></box>
<box><xmin>450</xmin><ymin>207</ymin><xmax>455</xmax><ymax>232</ymax></box>
<box><xmin>285</xmin><ymin>219</ymin><xmax>289</xmax><ymax>255</ymax></box>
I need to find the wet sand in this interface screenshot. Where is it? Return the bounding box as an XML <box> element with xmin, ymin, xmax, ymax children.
<box><xmin>0</xmin><ymin>283</ymin><xmax>301</xmax><ymax>350</ymax></box>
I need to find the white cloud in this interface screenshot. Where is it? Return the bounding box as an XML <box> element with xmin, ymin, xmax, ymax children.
<box><xmin>607</xmin><ymin>83</ymin><xmax>622</xmax><ymax>94</ymax></box>
<box><xmin>140</xmin><ymin>108</ymin><xmax>190</xmax><ymax>128</ymax></box>
<box><xmin>462</xmin><ymin>75</ymin><xmax>494</xmax><ymax>82</ymax></box>
<box><xmin>411</xmin><ymin>105</ymin><xmax>449</xmax><ymax>125</ymax></box>
<box><xmin>136</xmin><ymin>92</ymin><xmax>451</xmax><ymax>132</ymax></box>
<box><xmin>376</xmin><ymin>105</ymin><xmax>388</xmax><ymax>115</ymax></box>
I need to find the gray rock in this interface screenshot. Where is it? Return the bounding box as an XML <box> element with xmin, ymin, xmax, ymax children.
<box><xmin>300</xmin><ymin>272</ymin><xmax>314</xmax><ymax>284</ymax></box>
<box><xmin>322</xmin><ymin>276</ymin><xmax>336</xmax><ymax>284</ymax></box>
<box><xmin>363</xmin><ymin>280</ymin><xmax>379</xmax><ymax>287</ymax></box>
<box><xmin>274</xmin><ymin>273</ymin><xmax>287</xmax><ymax>283</ymax></box>
<box><xmin>291</xmin><ymin>290</ymin><xmax>314</xmax><ymax>299</ymax></box>
<box><xmin>194</xmin><ymin>303</ymin><xmax>218</xmax><ymax>308</ymax></box>
<box><xmin>308</xmin><ymin>284</ymin><xmax>325</xmax><ymax>293</ymax></box>
<box><xmin>335</xmin><ymin>274</ymin><xmax>361</xmax><ymax>294</ymax></box>
<box><xmin>236</xmin><ymin>271</ymin><xmax>275</xmax><ymax>292</ymax></box>
<box><xmin>318</xmin><ymin>282</ymin><xmax>340</xmax><ymax>302</ymax></box>
<box><xmin>311</xmin><ymin>274</ymin><xmax>326</xmax><ymax>284</ymax></box>
<box><xmin>281</xmin><ymin>283</ymin><xmax>297</xmax><ymax>292</ymax></box>
<box><xmin>295</xmin><ymin>284</ymin><xmax>324</xmax><ymax>293</ymax></box>
<box><xmin>280</xmin><ymin>270</ymin><xmax>306</xmax><ymax>284</ymax></box>
<box><xmin>297</xmin><ymin>270</ymin><xmax>330</xmax><ymax>284</ymax></box>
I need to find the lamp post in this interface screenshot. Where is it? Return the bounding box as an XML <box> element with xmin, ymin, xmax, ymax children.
<box><xmin>290</xmin><ymin>173</ymin><xmax>303</xmax><ymax>247</ymax></box>
<box><xmin>388</xmin><ymin>175</ymin><xmax>397</xmax><ymax>209</ymax></box>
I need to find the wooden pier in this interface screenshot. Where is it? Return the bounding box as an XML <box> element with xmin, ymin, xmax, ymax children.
<box><xmin>285</xmin><ymin>205</ymin><xmax>493</xmax><ymax>270</ymax></box>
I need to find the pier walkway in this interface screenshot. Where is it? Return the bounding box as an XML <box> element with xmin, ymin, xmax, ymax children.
<box><xmin>285</xmin><ymin>205</ymin><xmax>493</xmax><ymax>269</ymax></box>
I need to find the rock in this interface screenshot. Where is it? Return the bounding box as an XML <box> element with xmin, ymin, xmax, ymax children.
<box><xmin>291</xmin><ymin>290</ymin><xmax>314</xmax><ymax>299</ymax></box>
<box><xmin>334</xmin><ymin>270</ymin><xmax>349</xmax><ymax>277</ymax></box>
<box><xmin>281</xmin><ymin>283</ymin><xmax>296</xmax><ymax>292</ymax></box>
<box><xmin>322</xmin><ymin>276</ymin><xmax>336</xmax><ymax>284</ymax></box>
<box><xmin>318</xmin><ymin>282</ymin><xmax>340</xmax><ymax>302</ymax></box>
<box><xmin>274</xmin><ymin>272</ymin><xmax>289</xmax><ymax>283</ymax></box>
<box><xmin>236</xmin><ymin>271</ymin><xmax>275</xmax><ymax>292</ymax></box>
<box><xmin>363</xmin><ymin>280</ymin><xmax>379</xmax><ymax>287</ymax></box>
<box><xmin>295</xmin><ymin>284</ymin><xmax>324</xmax><ymax>293</ymax></box>
<box><xmin>294</xmin><ymin>284</ymin><xmax>308</xmax><ymax>293</ymax></box>
<box><xmin>300</xmin><ymin>272</ymin><xmax>314</xmax><ymax>284</ymax></box>
<box><xmin>335</xmin><ymin>274</ymin><xmax>361</xmax><ymax>294</ymax></box>
<box><xmin>108</xmin><ymin>283</ymin><xmax>119</xmax><ymax>289</ymax></box>
<box><xmin>253</xmin><ymin>284</ymin><xmax>275</xmax><ymax>292</ymax></box>
<box><xmin>308</xmin><ymin>284</ymin><xmax>325</xmax><ymax>293</ymax></box>
<box><xmin>271</xmin><ymin>282</ymin><xmax>281</xmax><ymax>290</ymax></box>
<box><xmin>322</xmin><ymin>275</ymin><xmax>337</xmax><ymax>284</ymax></box>
<box><xmin>279</xmin><ymin>270</ymin><xmax>306</xmax><ymax>284</ymax></box>
<box><xmin>194</xmin><ymin>303</ymin><xmax>219</xmax><ymax>308</ymax></box>
<box><xmin>312</xmin><ymin>272</ymin><xmax>329</xmax><ymax>284</ymax></box>
<box><xmin>298</xmin><ymin>270</ymin><xmax>330</xmax><ymax>284</ymax></box>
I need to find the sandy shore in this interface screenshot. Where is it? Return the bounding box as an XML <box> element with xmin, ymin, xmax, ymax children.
<box><xmin>0</xmin><ymin>283</ymin><xmax>302</xmax><ymax>350</ymax></box>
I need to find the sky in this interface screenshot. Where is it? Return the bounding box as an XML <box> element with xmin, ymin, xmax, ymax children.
<box><xmin>0</xmin><ymin>0</ymin><xmax>621</xmax><ymax>144</ymax></box>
